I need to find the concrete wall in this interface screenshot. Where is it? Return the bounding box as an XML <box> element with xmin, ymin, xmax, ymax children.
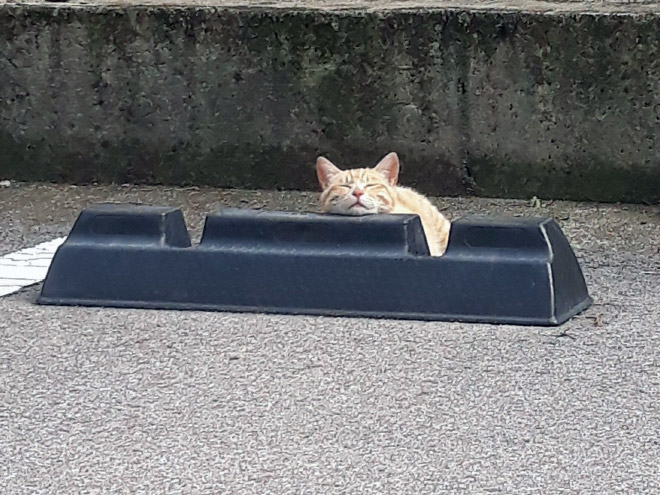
<box><xmin>1</xmin><ymin>4</ymin><xmax>659</xmax><ymax>202</ymax></box>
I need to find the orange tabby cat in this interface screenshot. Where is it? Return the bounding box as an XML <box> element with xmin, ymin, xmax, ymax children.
<box><xmin>316</xmin><ymin>152</ymin><xmax>451</xmax><ymax>256</ymax></box>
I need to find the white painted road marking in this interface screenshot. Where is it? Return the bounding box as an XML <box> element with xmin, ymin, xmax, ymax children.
<box><xmin>0</xmin><ymin>237</ymin><xmax>67</xmax><ymax>296</ymax></box>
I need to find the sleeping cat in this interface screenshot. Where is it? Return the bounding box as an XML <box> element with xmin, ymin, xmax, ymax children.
<box><xmin>316</xmin><ymin>152</ymin><xmax>451</xmax><ymax>256</ymax></box>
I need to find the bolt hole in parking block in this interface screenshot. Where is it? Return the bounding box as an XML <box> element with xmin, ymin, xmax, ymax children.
<box><xmin>38</xmin><ymin>204</ymin><xmax>592</xmax><ymax>326</ymax></box>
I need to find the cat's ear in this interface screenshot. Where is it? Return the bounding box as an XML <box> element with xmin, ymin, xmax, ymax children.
<box><xmin>316</xmin><ymin>157</ymin><xmax>341</xmax><ymax>189</ymax></box>
<box><xmin>374</xmin><ymin>152</ymin><xmax>400</xmax><ymax>186</ymax></box>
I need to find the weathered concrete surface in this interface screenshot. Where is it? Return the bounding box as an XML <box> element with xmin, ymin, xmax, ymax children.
<box><xmin>1</xmin><ymin>2</ymin><xmax>660</xmax><ymax>203</ymax></box>
<box><xmin>5</xmin><ymin>0</ymin><xmax>660</xmax><ymax>15</ymax></box>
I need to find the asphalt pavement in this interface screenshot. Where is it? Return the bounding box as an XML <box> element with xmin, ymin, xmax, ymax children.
<box><xmin>1</xmin><ymin>183</ymin><xmax>659</xmax><ymax>494</ymax></box>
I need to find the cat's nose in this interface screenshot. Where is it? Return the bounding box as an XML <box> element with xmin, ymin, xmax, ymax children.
<box><xmin>352</xmin><ymin>189</ymin><xmax>364</xmax><ymax>198</ymax></box>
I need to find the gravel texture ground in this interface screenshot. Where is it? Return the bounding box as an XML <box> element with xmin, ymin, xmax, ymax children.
<box><xmin>1</xmin><ymin>183</ymin><xmax>659</xmax><ymax>493</ymax></box>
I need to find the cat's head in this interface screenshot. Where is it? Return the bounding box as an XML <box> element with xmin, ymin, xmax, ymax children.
<box><xmin>316</xmin><ymin>152</ymin><xmax>400</xmax><ymax>215</ymax></box>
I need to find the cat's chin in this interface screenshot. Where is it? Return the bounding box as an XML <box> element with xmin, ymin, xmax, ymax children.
<box><xmin>331</xmin><ymin>205</ymin><xmax>377</xmax><ymax>216</ymax></box>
